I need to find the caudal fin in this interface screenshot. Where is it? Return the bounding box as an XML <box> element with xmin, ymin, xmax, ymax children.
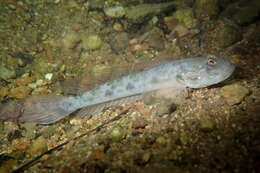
<box><xmin>0</xmin><ymin>95</ymin><xmax>75</xmax><ymax>125</ymax></box>
<box><xmin>20</xmin><ymin>95</ymin><xmax>75</xmax><ymax>125</ymax></box>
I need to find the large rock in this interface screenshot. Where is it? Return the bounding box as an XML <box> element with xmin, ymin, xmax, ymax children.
<box><xmin>0</xmin><ymin>65</ymin><xmax>16</xmax><ymax>80</ymax></box>
<box><xmin>221</xmin><ymin>84</ymin><xmax>249</xmax><ymax>105</ymax></box>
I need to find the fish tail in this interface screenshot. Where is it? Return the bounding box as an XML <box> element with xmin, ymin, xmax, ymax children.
<box><xmin>0</xmin><ymin>95</ymin><xmax>75</xmax><ymax>125</ymax></box>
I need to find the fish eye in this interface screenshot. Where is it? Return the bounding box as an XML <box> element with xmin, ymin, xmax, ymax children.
<box><xmin>207</xmin><ymin>58</ymin><xmax>217</xmax><ymax>66</ymax></box>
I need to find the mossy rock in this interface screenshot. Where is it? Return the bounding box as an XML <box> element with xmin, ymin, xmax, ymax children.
<box><xmin>195</xmin><ymin>0</ymin><xmax>219</xmax><ymax>20</ymax></box>
<box><xmin>82</xmin><ymin>35</ymin><xmax>103</xmax><ymax>50</ymax></box>
<box><xmin>172</xmin><ymin>8</ymin><xmax>197</xmax><ymax>28</ymax></box>
<box><xmin>216</xmin><ymin>23</ymin><xmax>242</xmax><ymax>47</ymax></box>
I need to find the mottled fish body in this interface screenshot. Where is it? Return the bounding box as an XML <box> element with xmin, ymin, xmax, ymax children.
<box><xmin>0</xmin><ymin>55</ymin><xmax>235</xmax><ymax>124</ymax></box>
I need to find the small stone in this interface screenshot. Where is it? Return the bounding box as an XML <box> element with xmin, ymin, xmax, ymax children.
<box><xmin>132</xmin><ymin>117</ymin><xmax>148</xmax><ymax>129</ymax></box>
<box><xmin>41</xmin><ymin>127</ymin><xmax>56</xmax><ymax>138</ymax></box>
<box><xmin>155</xmin><ymin>99</ymin><xmax>176</xmax><ymax>117</ymax></box>
<box><xmin>45</xmin><ymin>73</ymin><xmax>53</xmax><ymax>80</ymax></box>
<box><xmin>172</xmin><ymin>8</ymin><xmax>197</xmax><ymax>28</ymax></box>
<box><xmin>142</xmin><ymin>152</ymin><xmax>151</xmax><ymax>163</ymax></box>
<box><xmin>28</xmin><ymin>136</ymin><xmax>48</xmax><ymax>156</ymax></box>
<box><xmin>110</xmin><ymin>32</ymin><xmax>129</xmax><ymax>52</ymax></box>
<box><xmin>54</xmin><ymin>0</ymin><xmax>60</xmax><ymax>4</ymax></box>
<box><xmin>200</xmin><ymin>119</ymin><xmax>215</xmax><ymax>132</ymax></box>
<box><xmin>91</xmin><ymin>149</ymin><xmax>106</xmax><ymax>160</ymax></box>
<box><xmin>179</xmin><ymin>131</ymin><xmax>189</xmax><ymax>144</ymax></box>
<box><xmin>104</xmin><ymin>6</ymin><xmax>126</xmax><ymax>18</ymax></box>
<box><xmin>63</xmin><ymin>32</ymin><xmax>81</xmax><ymax>51</ymax></box>
<box><xmin>15</xmin><ymin>76</ymin><xmax>36</xmax><ymax>86</ymax></box>
<box><xmin>36</xmin><ymin>79</ymin><xmax>44</xmax><ymax>86</ymax></box>
<box><xmin>88</xmin><ymin>0</ymin><xmax>105</xmax><ymax>9</ymax></box>
<box><xmin>0</xmin><ymin>65</ymin><xmax>16</xmax><ymax>80</ymax></box>
<box><xmin>143</xmin><ymin>28</ymin><xmax>165</xmax><ymax>50</ymax></box>
<box><xmin>82</xmin><ymin>35</ymin><xmax>103</xmax><ymax>50</ymax></box>
<box><xmin>156</xmin><ymin>136</ymin><xmax>167</xmax><ymax>145</ymax></box>
<box><xmin>0</xmin><ymin>87</ymin><xmax>9</xmax><ymax>98</ymax></box>
<box><xmin>10</xmin><ymin>86</ymin><xmax>32</xmax><ymax>99</ymax></box>
<box><xmin>221</xmin><ymin>84</ymin><xmax>249</xmax><ymax>105</ymax></box>
<box><xmin>109</xmin><ymin>126</ymin><xmax>126</xmax><ymax>142</ymax></box>
<box><xmin>113</xmin><ymin>23</ymin><xmax>123</xmax><ymax>32</ymax></box>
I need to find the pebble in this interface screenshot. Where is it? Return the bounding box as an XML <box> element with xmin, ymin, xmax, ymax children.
<box><xmin>0</xmin><ymin>87</ymin><xmax>9</xmax><ymax>98</ymax></box>
<box><xmin>15</xmin><ymin>76</ymin><xmax>35</xmax><ymax>86</ymax></box>
<box><xmin>104</xmin><ymin>6</ymin><xmax>125</xmax><ymax>18</ymax></box>
<box><xmin>142</xmin><ymin>152</ymin><xmax>151</xmax><ymax>163</ymax></box>
<box><xmin>109</xmin><ymin>126</ymin><xmax>126</xmax><ymax>142</ymax></box>
<box><xmin>113</xmin><ymin>23</ymin><xmax>123</xmax><ymax>32</ymax></box>
<box><xmin>110</xmin><ymin>32</ymin><xmax>129</xmax><ymax>52</ymax></box>
<box><xmin>0</xmin><ymin>65</ymin><xmax>16</xmax><ymax>80</ymax></box>
<box><xmin>28</xmin><ymin>136</ymin><xmax>48</xmax><ymax>156</ymax></box>
<box><xmin>155</xmin><ymin>136</ymin><xmax>167</xmax><ymax>145</ymax></box>
<box><xmin>63</xmin><ymin>32</ymin><xmax>81</xmax><ymax>51</ymax></box>
<box><xmin>221</xmin><ymin>84</ymin><xmax>249</xmax><ymax>105</ymax></box>
<box><xmin>45</xmin><ymin>73</ymin><xmax>53</xmax><ymax>80</ymax></box>
<box><xmin>179</xmin><ymin>131</ymin><xmax>189</xmax><ymax>144</ymax></box>
<box><xmin>172</xmin><ymin>8</ymin><xmax>197</xmax><ymax>28</ymax></box>
<box><xmin>152</xmin><ymin>98</ymin><xmax>176</xmax><ymax>117</ymax></box>
<box><xmin>82</xmin><ymin>35</ymin><xmax>103</xmax><ymax>50</ymax></box>
<box><xmin>132</xmin><ymin>117</ymin><xmax>148</xmax><ymax>129</ymax></box>
<box><xmin>199</xmin><ymin>119</ymin><xmax>215</xmax><ymax>132</ymax></box>
<box><xmin>10</xmin><ymin>86</ymin><xmax>32</xmax><ymax>99</ymax></box>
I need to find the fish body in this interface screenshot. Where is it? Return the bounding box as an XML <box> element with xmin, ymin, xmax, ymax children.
<box><xmin>0</xmin><ymin>55</ymin><xmax>235</xmax><ymax>124</ymax></box>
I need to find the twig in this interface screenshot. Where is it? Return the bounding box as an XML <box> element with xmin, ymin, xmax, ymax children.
<box><xmin>12</xmin><ymin>108</ymin><xmax>130</xmax><ymax>173</ymax></box>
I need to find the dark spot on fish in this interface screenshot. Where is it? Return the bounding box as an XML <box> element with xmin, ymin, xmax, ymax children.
<box><xmin>126</xmin><ymin>83</ymin><xmax>135</xmax><ymax>90</ymax></box>
<box><xmin>150</xmin><ymin>77</ymin><xmax>159</xmax><ymax>84</ymax></box>
<box><xmin>63</xmin><ymin>102</ymin><xmax>72</xmax><ymax>107</ymax></box>
<box><xmin>117</xmin><ymin>89</ymin><xmax>123</xmax><ymax>93</ymax></box>
<box><xmin>110</xmin><ymin>82</ymin><xmax>117</xmax><ymax>89</ymax></box>
<box><xmin>129</xmin><ymin>74</ymin><xmax>139</xmax><ymax>82</ymax></box>
<box><xmin>88</xmin><ymin>97</ymin><xmax>94</xmax><ymax>102</ymax></box>
<box><xmin>90</xmin><ymin>89</ymin><xmax>97</xmax><ymax>95</ymax></box>
<box><xmin>105</xmin><ymin>90</ymin><xmax>113</xmax><ymax>97</ymax></box>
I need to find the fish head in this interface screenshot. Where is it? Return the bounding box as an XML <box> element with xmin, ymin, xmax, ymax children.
<box><xmin>177</xmin><ymin>54</ymin><xmax>235</xmax><ymax>88</ymax></box>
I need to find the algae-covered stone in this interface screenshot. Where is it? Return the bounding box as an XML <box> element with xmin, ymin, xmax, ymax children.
<box><xmin>125</xmin><ymin>1</ymin><xmax>177</xmax><ymax>23</ymax></box>
<box><xmin>216</xmin><ymin>23</ymin><xmax>242</xmax><ymax>47</ymax></box>
<box><xmin>0</xmin><ymin>65</ymin><xmax>16</xmax><ymax>80</ymax></box>
<box><xmin>195</xmin><ymin>0</ymin><xmax>219</xmax><ymax>20</ymax></box>
<box><xmin>221</xmin><ymin>84</ymin><xmax>249</xmax><ymax>105</ymax></box>
<box><xmin>28</xmin><ymin>136</ymin><xmax>48</xmax><ymax>156</ymax></box>
<box><xmin>91</xmin><ymin>64</ymin><xmax>110</xmax><ymax>78</ymax></box>
<box><xmin>200</xmin><ymin>119</ymin><xmax>215</xmax><ymax>132</ymax></box>
<box><xmin>104</xmin><ymin>6</ymin><xmax>126</xmax><ymax>18</ymax></box>
<box><xmin>156</xmin><ymin>136</ymin><xmax>167</xmax><ymax>145</ymax></box>
<box><xmin>155</xmin><ymin>99</ymin><xmax>176</xmax><ymax>117</ymax></box>
<box><xmin>110</xmin><ymin>32</ymin><xmax>129</xmax><ymax>52</ymax></box>
<box><xmin>63</xmin><ymin>31</ymin><xmax>81</xmax><ymax>50</ymax></box>
<box><xmin>109</xmin><ymin>126</ymin><xmax>126</xmax><ymax>142</ymax></box>
<box><xmin>179</xmin><ymin>131</ymin><xmax>189</xmax><ymax>144</ymax></box>
<box><xmin>88</xmin><ymin>0</ymin><xmax>104</xmax><ymax>9</ymax></box>
<box><xmin>10</xmin><ymin>86</ymin><xmax>32</xmax><ymax>99</ymax></box>
<box><xmin>0</xmin><ymin>87</ymin><xmax>9</xmax><ymax>99</ymax></box>
<box><xmin>82</xmin><ymin>35</ymin><xmax>103</xmax><ymax>50</ymax></box>
<box><xmin>172</xmin><ymin>8</ymin><xmax>197</xmax><ymax>28</ymax></box>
